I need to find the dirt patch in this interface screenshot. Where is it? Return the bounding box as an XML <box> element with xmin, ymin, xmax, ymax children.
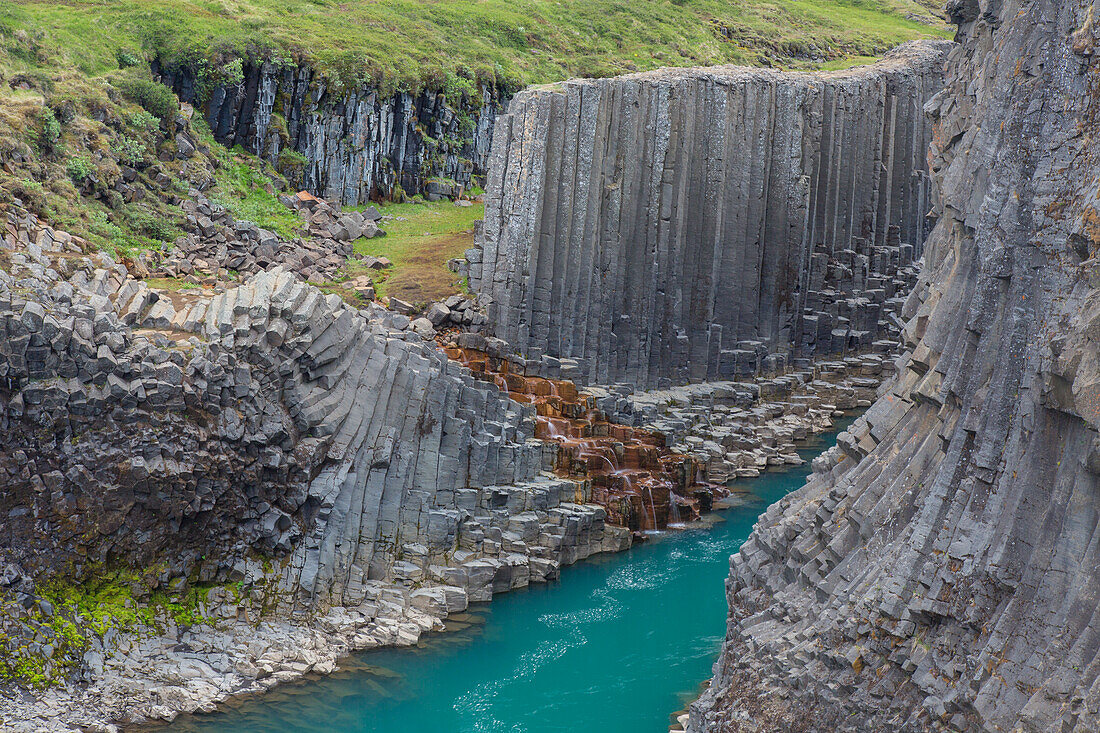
<box><xmin>366</xmin><ymin>230</ymin><xmax>471</xmax><ymax>306</ymax></box>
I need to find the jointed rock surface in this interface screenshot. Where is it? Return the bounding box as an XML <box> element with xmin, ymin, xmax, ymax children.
<box><xmin>687</xmin><ymin>1</ymin><xmax>1100</xmax><ymax>731</ymax></box>
<box><xmin>7</xmin><ymin>10</ymin><xmax>1088</xmax><ymax>730</ymax></box>
<box><xmin>469</xmin><ymin>41</ymin><xmax>950</xmax><ymax>388</ymax></box>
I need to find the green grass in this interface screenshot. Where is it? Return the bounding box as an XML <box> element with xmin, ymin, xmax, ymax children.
<box><xmin>345</xmin><ymin>198</ymin><xmax>483</xmax><ymax>304</ymax></box>
<box><xmin>815</xmin><ymin>54</ymin><xmax>883</xmax><ymax>71</ymax></box>
<box><xmin>145</xmin><ymin>276</ymin><xmax>203</xmax><ymax>291</ymax></box>
<box><xmin>207</xmin><ymin>150</ymin><xmax>302</xmax><ymax>239</ymax></box>
<box><xmin>0</xmin><ymin>15</ymin><xmax>305</xmax><ymax>259</ymax></box>
<box><xmin>3</xmin><ymin>0</ymin><xmax>950</xmax><ymax>93</ymax></box>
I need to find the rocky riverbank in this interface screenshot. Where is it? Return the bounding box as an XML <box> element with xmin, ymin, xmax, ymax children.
<box><xmin>0</xmin><ymin>186</ymin><xmax>905</xmax><ymax>731</ymax></box>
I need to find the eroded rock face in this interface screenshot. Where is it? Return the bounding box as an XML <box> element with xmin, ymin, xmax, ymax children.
<box><xmin>157</xmin><ymin>62</ymin><xmax>504</xmax><ymax>204</ymax></box>
<box><xmin>0</xmin><ymin>204</ymin><xmax>586</xmax><ymax>607</ymax></box>
<box><xmin>468</xmin><ymin>41</ymin><xmax>951</xmax><ymax>388</ymax></box>
<box><xmin>443</xmin><ymin>345</ymin><xmax>722</xmax><ymax>531</ymax></box>
<box><xmin>689</xmin><ymin>2</ymin><xmax>1100</xmax><ymax>731</ymax></box>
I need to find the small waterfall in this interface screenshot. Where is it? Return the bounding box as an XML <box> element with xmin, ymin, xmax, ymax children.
<box><xmin>669</xmin><ymin>496</ymin><xmax>682</xmax><ymax>526</ymax></box>
<box><xmin>645</xmin><ymin>486</ymin><xmax>658</xmax><ymax>531</ymax></box>
<box><xmin>443</xmin><ymin>345</ymin><xmax>723</xmax><ymax>529</ymax></box>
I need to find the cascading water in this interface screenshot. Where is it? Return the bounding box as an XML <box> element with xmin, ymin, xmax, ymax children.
<box><xmin>669</xmin><ymin>498</ymin><xmax>682</xmax><ymax>526</ymax></box>
<box><xmin>443</xmin><ymin>346</ymin><xmax>724</xmax><ymax>532</ymax></box>
<box><xmin>645</xmin><ymin>486</ymin><xmax>658</xmax><ymax>532</ymax></box>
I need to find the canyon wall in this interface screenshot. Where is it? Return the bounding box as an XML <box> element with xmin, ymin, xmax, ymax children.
<box><xmin>467</xmin><ymin>41</ymin><xmax>951</xmax><ymax>389</ymax></box>
<box><xmin>688</xmin><ymin>1</ymin><xmax>1100</xmax><ymax>731</ymax></box>
<box><xmin>157</xmin><ymin>62</ymin><xmax>504</xmax><ymax>204</ymax></box>
<box><xmin>0</xmin><ymin>207</ymin><xmax>624</xmax><ymax>619</ymax></box>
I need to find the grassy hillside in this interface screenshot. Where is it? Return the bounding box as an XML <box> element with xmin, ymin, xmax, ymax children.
<box><xmin>0</xmin><ymin>0</ymin><xmax>948</xmax><ymax>276</ymax></box>
<box><xmin>5</xmin><ymin>0</ymin><xmax>949</xmax><ymax>93</ymax></box>
<box><xmin>0</xmin><ymin>40</ymin><xmax>302</xmax><ymax>260</ymax></box>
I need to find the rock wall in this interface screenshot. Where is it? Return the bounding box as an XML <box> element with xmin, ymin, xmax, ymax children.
<box><xmin>689</xmin><ymin>1</ymin><xmax>1100</xmax><ymax>731</ymax></box>
<box><xmin>157</xmin><ymin>61</ymin><xmax>505</xmax><ymax>204</ymax></box>
<box><xmin>2</xmin><ymin>198</ymin><xmax>649</xmax><ymax>726</ymax></box>
<box><xmin>468</xmin><ymin>41</ymin><xmax>951</xmax><ymax>389</ymax></box>
<box><xmin>0</xmin><ymin>202</ymin><xmax>626</xmax><ymax>615</ymax></box>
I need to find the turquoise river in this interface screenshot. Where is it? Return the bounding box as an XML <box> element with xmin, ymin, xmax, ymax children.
<box><xmin>155</xmin><ymin>418</ymin><xmax>853</xmax><ymax>733</ymax></box>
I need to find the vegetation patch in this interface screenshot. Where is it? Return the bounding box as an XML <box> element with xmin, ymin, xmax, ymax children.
<box><xmin>4</xmin><ymin>0</ymin><xmax>950</xmax><ymax>95</ymax></box>
<box><xmin>144</xmin><ymin>276</ymin><xmax>203</xmax><ymax>292</ymax></box>
<box><xmin>40</xmin><ymin>572</ymin><xmax>217</xmax><ymax>637</ymax></box>
<box><xmin>343</xmin><ymin>198</ymin><xmax>482</xmax><ymax>305</ymax></box>
<box><xmin>0</xmin><ymin>569</ymin><xmax>229</xmax><ymax>689</ymax></box>
<box><xmin>199</xmin><ymin>125</ymin><xmax>302</xmax><ymax>240</ymax></box>
<box><xmin>0</xmin><ymin>20</ymin><xmax>301</xmax><ymax>262</ymax></box>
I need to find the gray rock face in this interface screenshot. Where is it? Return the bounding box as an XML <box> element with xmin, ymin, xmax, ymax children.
<box><xmin>157</xmin><ymin>61</ymin><xmax>504</xmax><ymax>204</ymax></box>
<box><xmin>689</xmin><ymin>2</ymin><xmax>1100</xmax><ymax>731</ymax></box>
<box><xmin>468</xmin><ymin>41</ymin><xmax>951</xmax><ymax>388</ymax></box>
<box><xmin>0</xmin><ymin>202</ymin><xmax>646</xmax><ymax>726</ymax></box>
<box><xmin>0</xmin><ymin>204</ymin><xmax>608</xmax><ymax>608</ymax></box>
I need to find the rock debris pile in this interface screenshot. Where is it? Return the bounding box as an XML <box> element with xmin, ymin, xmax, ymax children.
<box><xmin>158</xmin><ymin>189</ymin><xmax>385</xmax><ymax>284</ymax></box>
<box><xmin>601</xmin><ymin>353</ymin><xmax>892</xmax><ymax>485</ymax></box>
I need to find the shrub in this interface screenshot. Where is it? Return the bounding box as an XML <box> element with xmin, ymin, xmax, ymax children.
<box><xmin>112</xmin><ymin>135</ymin><xmax>145</xmax><ymax>166</ymax></box>
<box><xmin>66</xmin><ymin>155</ymin><xmax>94</xmax><ymax>183</ymax></box>
<box><xmin>276</xmin><ymin>148</ymin><xmax>307</xmax><ymax>187</ymax></box>
<box><xmin>116</xmin><ymin>49</ymin><xmax>142</xmax><ymax>68</ymax></box>
<box><xmin>128</xmin><ymin>109</ymin><xmax>159</xmax><ymax>134</ymax></box>
<box><xmin>276</xmin><ymin>148</ymin><xmax>307</xmax><ymax>171</ymax></box>
<box><xmin>268</xmin><ymin>112</ymin><xmax>289</xmax><ymax>144</ymax></box>
<box><xmin>126</xmin><ymin>207</ymin><xmax>175</xmax><ymax>242</ymax></box>
<box><xmin>114</xmin><ymin>76</ymin><xmax>177</xmax><ymax>123</ymax></box>
<box><xmin>39</xmin><ymin>108</ymin><xmax>61</xmax><ymax>152</ymax></box>
<box><xmin>88</xmin><ymin>209</ymin><xmax>137</xmax><ymax>254</ymax></box>
<box><xmin>222</xmin><ymin>58</ymin><xmax>245</xmax><ymax>87</ymax></box>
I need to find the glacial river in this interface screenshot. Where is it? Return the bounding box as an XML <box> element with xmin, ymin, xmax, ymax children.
<box><xmin>157</xmin><ymin>418</ymin><xmax>852</xmax><ymax>733</ymax></box>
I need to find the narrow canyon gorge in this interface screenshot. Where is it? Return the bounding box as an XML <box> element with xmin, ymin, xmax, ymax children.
<box><xmin>1</xmin><ymin>0</ymin><xmax>1097</xmax><ymax>731</ymax></box>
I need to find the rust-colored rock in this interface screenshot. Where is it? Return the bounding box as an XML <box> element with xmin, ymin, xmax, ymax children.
<box><xmin>445</xmin><ymin>346</ymin><xmax>724</xmax><ymax>534</ymax></box>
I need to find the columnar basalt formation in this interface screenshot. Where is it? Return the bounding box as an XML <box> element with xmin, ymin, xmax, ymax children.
<box><xmin>0</xmin><ymin>202</ymin><xmax>638</xmax><ymax>727</ymax></box>
<box><xmin>157</xmin><ymin>62</ymin><xmax>504</xmax><ymax>204</ymax></box>
<box><xmin>443</xmin><ymin>345</ymin><xmax>720</xmax><ymax>531</ymax></box>
<box><xmin>0</xmin><ymin>211</ymin><xmax>547</xmax><ymax>601</ymax></box>
<box><xmin>467</xmin><ymin>41</ymin><xmax>951</xmax><ymax>388</ymax></box>
<box><xmin>688</xmin><ymin>1</ymin><xmax>1100</xmax><ymax>731</ymax></box>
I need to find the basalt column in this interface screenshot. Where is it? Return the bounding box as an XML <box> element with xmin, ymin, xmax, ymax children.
<box><xmin>468</xmin><ymin>41</ymin><xmax>951</xmax><ymax>388</ymax></box>
<box><xmin>689</xmin><ymin>0</ymin><xmax>1100</xmax><ymax>730</ymax></box>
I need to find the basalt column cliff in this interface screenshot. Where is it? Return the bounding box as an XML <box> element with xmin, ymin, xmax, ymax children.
<box><xmin>689</xmin><ymin>0</ymin><xmax>1100</xmax><ymax>731</ymax></box>
<box><xmin>468</xmin><ymin>41</ymin><xmax>951</xmax><ymax>388</ymax></box>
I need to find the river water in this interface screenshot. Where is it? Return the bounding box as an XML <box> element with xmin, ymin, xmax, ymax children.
<box><xmin>157</xmin><ymin>419</ymin><xmax>851</xmax><ymax>733</ymax></box>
